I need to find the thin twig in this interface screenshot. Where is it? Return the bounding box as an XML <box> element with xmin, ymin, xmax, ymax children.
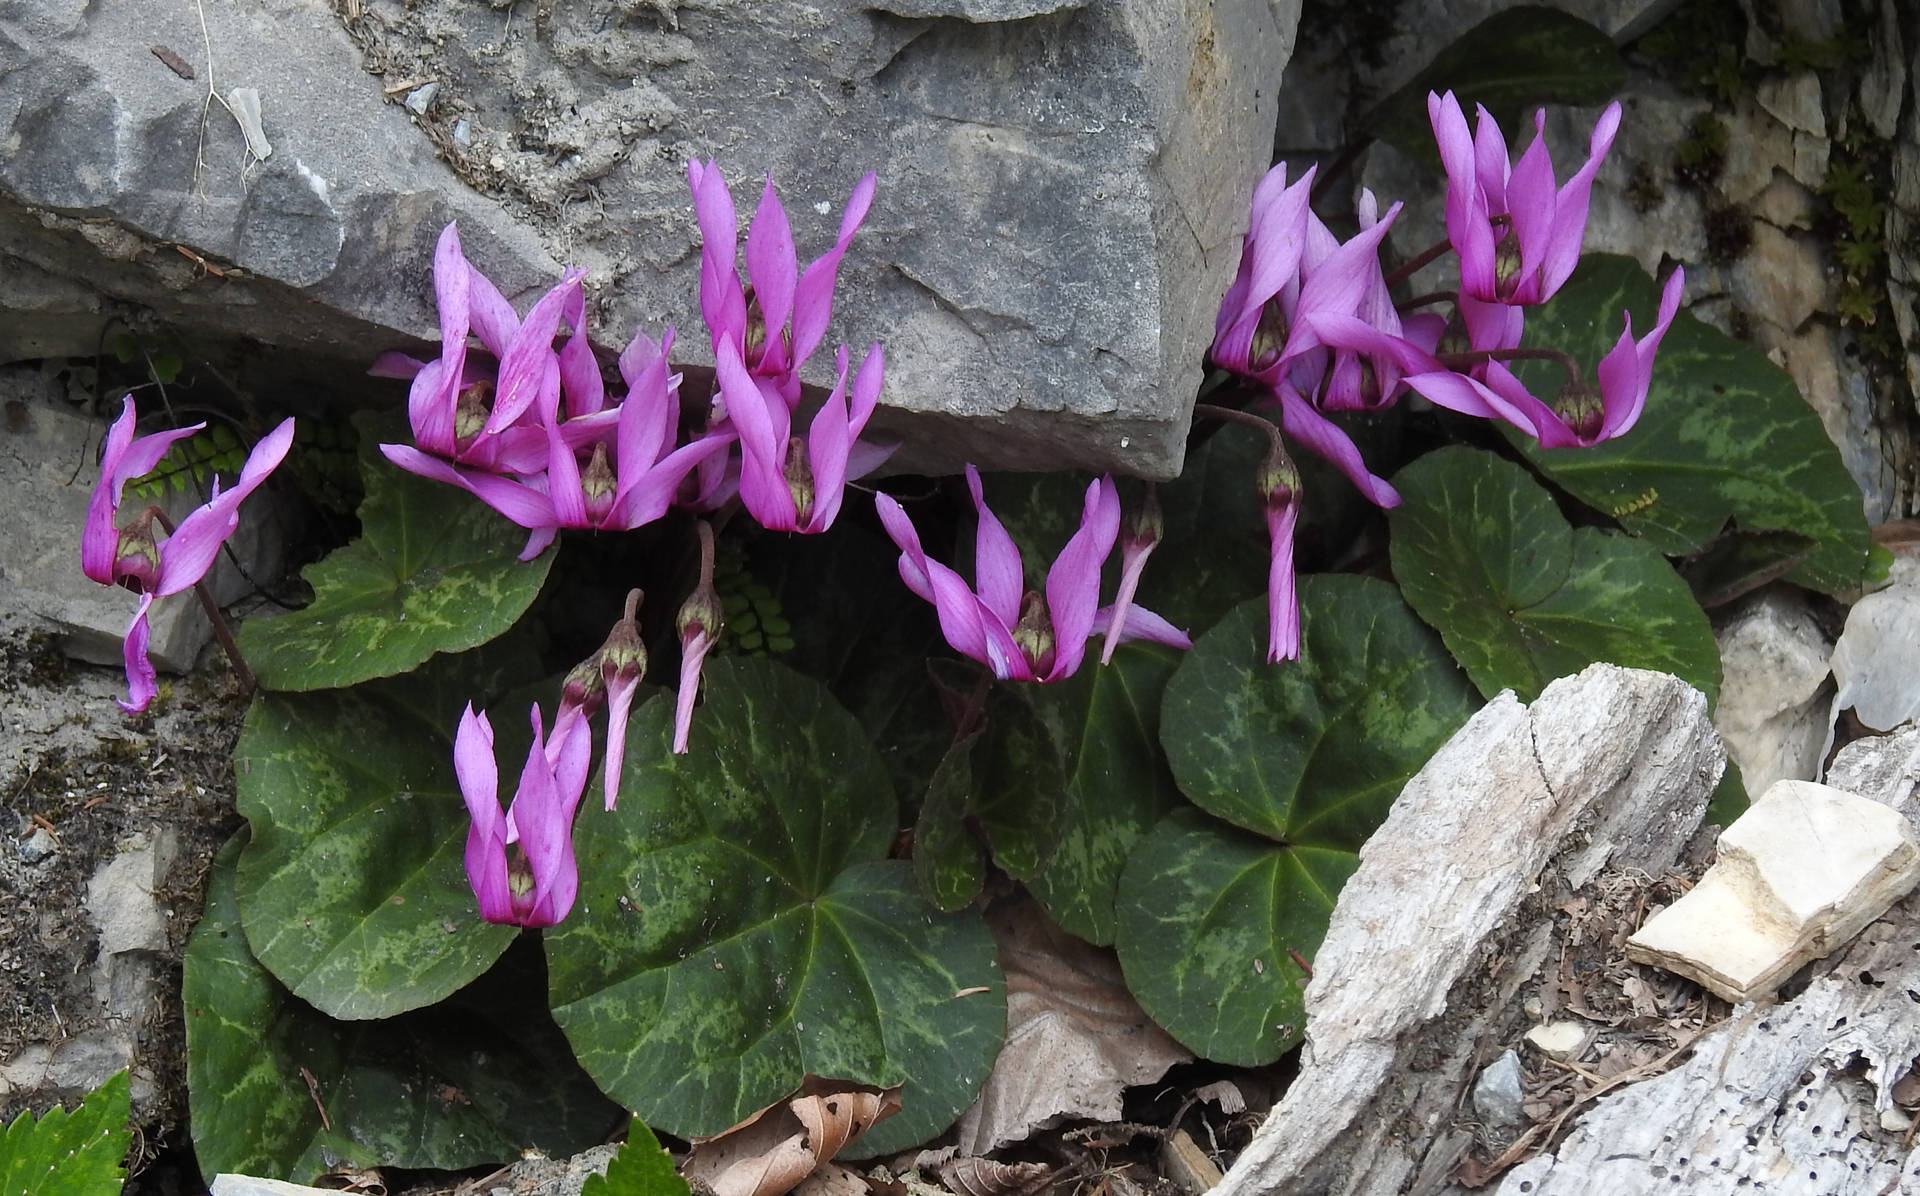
<box><xmin>299</xmin><ymin>1066</ymin><xmax>333</xmax><ymax>1131</ymax></box>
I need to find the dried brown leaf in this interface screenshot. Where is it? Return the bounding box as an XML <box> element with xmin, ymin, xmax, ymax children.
<box><xmin>792</xmin><ymin>1162</ymin><xmax>874</xmax><ymax>1196</ymax></box>
<box><xmin>684</xmin><ymin>1077</ymin><xmax>904</xmax><ymax>1196</ymax></box>
<box><xmin>955</xmin><ymin>898</ymin><xmax>1189</xmax><ymax>1153</ymax></box>
<box><xmin>935</xmin><ymin>1156</ymin><xmax>1052</xmax><ymax>1196</ymax></box>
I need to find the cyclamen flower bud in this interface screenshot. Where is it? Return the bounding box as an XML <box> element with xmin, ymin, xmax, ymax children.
<box><xmin>674</xmin><ymin>522</ymin><xmax>722</xmax><ymax>754</ymax></box>
<box><xmin>595</xmin><ymin>588</ymin><xmax>646</xmax><ymax>810</ymax></box>
<box><xmin>1100</xmin><ymin>485</ymin><xmax>1164</xmax><ymax>665</ymax></box>
<box><xmin>1258</xmin><ymin>438</ymin><xmax>1304</xmax><ymax>664</ymax></box>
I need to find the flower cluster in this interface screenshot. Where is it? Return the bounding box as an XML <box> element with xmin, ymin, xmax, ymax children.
<box><xmin>377</xmin><ymin>169</ymin><xmax>894</xmax><ymax>927</ymax></box>
<box><xmin>1211</xmin><ymin>91</ymin><xmax>1684</xmax><ymax>662</ymax></box>
<box><xmin>81</xmin><ymin>397</ymin><xmax>294</xmax><ymax>713</ymax></box>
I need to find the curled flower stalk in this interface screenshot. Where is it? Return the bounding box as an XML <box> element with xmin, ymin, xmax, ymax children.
<box><xmin>80</xmin><ymin>396</ymin><xmax>294</xmax><ymax>712</ymax></box>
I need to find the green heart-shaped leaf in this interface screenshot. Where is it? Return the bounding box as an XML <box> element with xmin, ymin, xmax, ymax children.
<box><xmin>913</xmin><ymin>732</ymin><xmax>989</xmax><ymax>913</ymax></box>
<box><xmin>187</xmin><ymin>835</ymin><xmax>621</xmax><ymax>1183</ymax></box>
<box><xmin>239</xmin><ymin>410</ymin><xmax>554</xmax><ymax>691</ymax></box>
<box><xmin>232</xmin><ymin>641</ymin><xmax>547</xmax><ymax>1019</ymax></box>
<box><xmin>1505</xmin><ymin>255</ymin><xmax>1872</xmax><ymax>597</ymax></box>
<box><xmin>545</xmin><ymin>658</ymin><xmax>1003</xmax><ymax>1156</ymax></box>
<box><xmin>1127</xmin><ymin>580</ymin><xmax>1476</xmax><ymax>1064</ymax></box>
<box><xmin>0</xmin><ymin>1071</ymin><xmax>128</xmax><ymax>1195</ymax></box>
<box><xmin>1159</xmin><ymin>578</ymin><xmax>1478</xmax><ymax>845</ymax></box>
<box><xmin>1389</xmin><ymin>446</ymin><xmax>1721</xmax><ymax>704</ymax></box>
<box><xmin>1115</xmin><ymin>808</ymin><xmax>1351</xmax><ymax>1066</ymax></box>
<box><xmin>1010</xmin><ymin>644</ymin><xmax>1186</xmax><ymax>946</ymax></box>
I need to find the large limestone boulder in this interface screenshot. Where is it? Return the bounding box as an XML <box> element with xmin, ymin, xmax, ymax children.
<box><xmin>0</xmin><ymin>0</ymin><xmax>1299</xmax><ymax>478</ymax></box>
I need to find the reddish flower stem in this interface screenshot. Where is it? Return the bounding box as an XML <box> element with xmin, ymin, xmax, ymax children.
<box><xmin>152</xmin><ymin>509</ymin><xmax>256</xmax><ymax>695</ymax></box>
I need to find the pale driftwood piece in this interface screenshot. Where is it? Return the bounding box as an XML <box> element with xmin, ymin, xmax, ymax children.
<box><xmin>1499</xmin><ymin>895</ymin><xmax>1920</xmax><ymax>1195</ymax></box>
<box><xmin>1495</xmin><ymin>722</ymin><xmax>1920</xmax><ymax>1195</ymax></box>
<box><xmin>1210</xmin><ymin>666</ymin><xmax>1726</xmax><ymax>1196</ymax></box>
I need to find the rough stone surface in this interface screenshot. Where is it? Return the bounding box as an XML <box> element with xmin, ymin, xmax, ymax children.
<box><xmin>0</xmin><ymin>0</ymin><xmax>1298</xmax><ymax>479</ymax></box>
<box><xmin>1626</xmin><ymin>779</ymin><xmax>1920</xmax><ymax>1001</ymax></box>
<box><xmin>1830</xmin><ymin>555</ymin><xmax>1920</xmax><ymax>736</ymax></box>
<box><xmin>0</xmin><ymin>368</ymin><xmax>288</xmax><ymax>674</ymax></box>
<box><xmin>0</xmin><ymin>606</ymin><xmax>247</xmax><ymax>1141</ymax></box>
<box><xmin>1470</xmin><ymin>1051</ymin><xmax>1526</xmax><ymax>1131</ymax></box>
<box><xmin>1210</xmin><ymin>665</ymin><xmax>1724</xmax><ymax>1196</ymax></box>
<box><xmin>1711</xmin><ymin>588</ymin><xmax>1833</xmax><ymax>798</ymax></box>
<box><xmin>1826</xmin><ymin>720</ymin><xmax>1920</xmax><ymax>822</ymax></box>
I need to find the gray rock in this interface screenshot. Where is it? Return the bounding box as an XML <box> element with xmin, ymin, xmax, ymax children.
<box><xmin>0</xmin><ymin>1031</ymin><xmax>134</xmax><ymax>1107</ymax></box>
<box><xmin>1712</xmin><ymin>589</ymin><xmax>1832</xmax><ymax>800</ymax></box>
<box><xmin>211</xmin><ymin>1178</ymin><xmax>346</xmax><ymax>1196</ymax></box>
<box><xmin>1857</xmin><ymin>0</ymin><xmax>1907</xmax><ymax>139</ymax></box>
<box><xmin>15</xmin><ymin>826</ymin><xmax>56</xmax><ymax>865</ymax></box>
<box><xmin>402</xmin><ymin>81</ymin><xmax>439</xmax><ymax>116</ymax></box>
<box><xmin>1755</xmin><ymin>73</ymin><xmax>1825</xmax><ymax>138</ymax></box>
<box><xmin>1470</xmin><ymin>1050</ymin><xmax>1527</xmax><ymax>1132</ymax></box>
<box><xmin>0</xmin><ymin>372</ymin><xmax>286</xmax><ymax>674</ymax></box>
<box><xmin>0</xmin><ymin>0</ymin><xmax>1298</xmax><ymax>479</ymax></box>
<box><xmin>213</xmin><ymin>1143</ymin><xmax>622</xmax><ymax>1196</ymax></box>
<box><xmin>84</xmin><ymin>829</ymin><xmax>177</xmax><ymax>958</ymax></box>
<box><xmin>1825</xmin><ymin>721</ymin><xmax>1920</xmax><ymax>823</ymax></box>
<box><xmin>1209</xmin><ymin>666</ymin><xmax>1725</xmax><ymax>1196</ymax></box>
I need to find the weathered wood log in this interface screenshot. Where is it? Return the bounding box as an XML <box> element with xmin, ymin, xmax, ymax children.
<box><xmin>1499</xmin><ymin>725</ymin><xmax>1920</xmax><ymax>1195</ymax></box>
<box><xmin>1212</xmin><ymin>665</ymin><xmax>1726</xmax><ymax>1196</ymax></box>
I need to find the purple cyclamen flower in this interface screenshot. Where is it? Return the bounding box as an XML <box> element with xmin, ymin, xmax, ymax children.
<box><xmin>1314</xmin><ymin>190</ymin><xmax>1448</xmax><ymax>412</ymax></box>
<box><xmin>81</xmin><ymin>397</ymin><xmax>294</xmax><ymax>712</ymax></box>
<box><xmin>687</xmin><ymin>162</ymin><xmax>878</xmax><ymax>405</ymax></box>
<box><xmin>1402</xmin><ymin>266</ymin><xmax>1685</xmax><ymax>448</ymax></box>
<box><xmin>1212</xmin><ymin>164</ymin><xmax>1406</xmax><ymax>401</ymax></box>
<box><xmin>387</xmin><ymin>222</ymin><xmax>584</xmax><ymax>475</ymax></box>
<box><xmin>1429</xmin><ymin>90</ymin><xmax>1621</xmax><ymax>307</ymax></box>
<box><xmin>875</xmin><ymin>467</ymin><xmax>1190</xmax><ymax>684</ymax></box>
<box><xmin>382</xmin><ymin>327</ymin><xmax>734</xmax><ymax>559</ymax></box>
<box><xmin>455</xmin><ymin>701</ymin><xmax>591</xmax><ymax>928</ymax></box>
<box><xmin>714</xmin><ymin>337</ymin><xmax>892</xmax><ymax>534</ymax></box>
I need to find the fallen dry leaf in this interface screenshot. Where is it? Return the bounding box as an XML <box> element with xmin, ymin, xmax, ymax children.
<box><xmin>793</xmin><ymin>1162</ymin><xmax>875</xmax><ymax>1196</ymax></box>
<box><xmin>683</xmin><ymin>1076</ymin><xmax>904</xmax><ymax>1196</ymax></box>
<box><xmin>954</xmin><ymin>897</ymin><xmax>1190</xmax><ymax>1153</ymax></box>
<box><xmin>935</xmin><ymin>1155</ymin><xmax>1053</xmax><ymax>1196</ymax></box>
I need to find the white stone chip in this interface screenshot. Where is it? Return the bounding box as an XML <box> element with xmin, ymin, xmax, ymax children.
<box><xmin>1626</xmin><ymin>780</ymin><xmax>1920</xmax><ymax>1002</ymax></box>
<box><xmin>1523</xmin><ymin>1020</ymin><xmax>1590</xmax><ymax>1059</ymax></box>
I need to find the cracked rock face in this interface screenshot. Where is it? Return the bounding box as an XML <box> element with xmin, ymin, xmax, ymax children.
<box><xmin>0</xmin><ymin>0</ymin><xmax>1297</xmax><ymax>479</ymax></box>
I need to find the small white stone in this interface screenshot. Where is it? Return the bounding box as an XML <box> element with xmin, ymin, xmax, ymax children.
<box><xmin>1524</xmin><ymin>1020</ymin><xmax>1589</xmax><ymax>1059</ymax></box>
<box><xmin>1627</xmin><ymin>780</ymin><xmax>1920</xmax><ymax>1001</ymax></box>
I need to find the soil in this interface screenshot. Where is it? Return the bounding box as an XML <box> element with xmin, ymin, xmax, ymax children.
<box><xmin>0</xmin><ymin>616</ymin><xmax>250</xmax><ymax>1193</ymax></box>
